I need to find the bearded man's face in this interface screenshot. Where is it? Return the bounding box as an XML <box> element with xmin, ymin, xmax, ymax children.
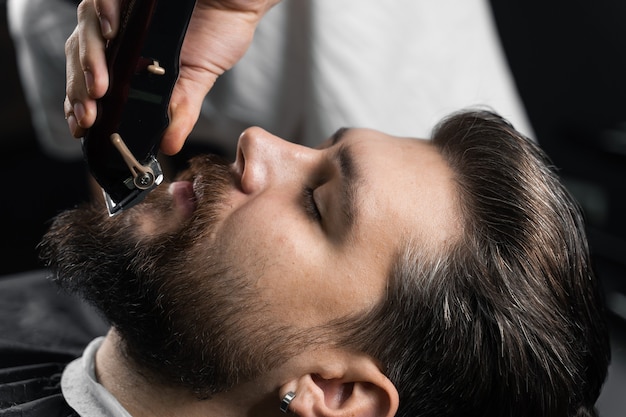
<box><xmin>39</xmin><ymin>127</ymin><xmax>458</xmax><ymax>396</ymax></box>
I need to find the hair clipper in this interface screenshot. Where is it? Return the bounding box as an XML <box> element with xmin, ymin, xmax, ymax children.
<box><xmin>82</xmin><ymin>0</ymin><xmax>197</xmax><ymax>216</ymax></box>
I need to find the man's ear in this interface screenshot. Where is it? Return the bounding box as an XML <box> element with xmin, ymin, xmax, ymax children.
<box><xmin>278</xmin><ymin>353</ymin><xmax>399</xmax><ymax>417</ymax></box>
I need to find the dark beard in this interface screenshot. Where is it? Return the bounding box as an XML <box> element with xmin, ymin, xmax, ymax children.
<box><xmin>38</xmin><ymin>154</ymin><xmax>310</xmax><ymax>396</ymax></box>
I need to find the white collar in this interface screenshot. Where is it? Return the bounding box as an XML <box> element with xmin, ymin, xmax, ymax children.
<box><xmin>61</xmin><ymin>336</ymin><xmax>134</xmax><ymax>417</ymax></box>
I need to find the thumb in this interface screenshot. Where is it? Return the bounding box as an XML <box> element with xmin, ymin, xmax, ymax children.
<box><xmin>160</xmin><ymin>72</ymin><xmax>217</xmax><ymax>156</ymax></box>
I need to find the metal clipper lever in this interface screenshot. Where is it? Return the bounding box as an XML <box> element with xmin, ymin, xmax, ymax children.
<box><xmin>110</xmin><ymin>133</ymin><xmax>156</xmax><ymax>190</ymax></box>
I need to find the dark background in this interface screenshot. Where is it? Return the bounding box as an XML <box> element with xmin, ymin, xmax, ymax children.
<box><xmin>1</xmin><ymin>1</ymin><xmax>625</xmax><ymax>414</ymax></box>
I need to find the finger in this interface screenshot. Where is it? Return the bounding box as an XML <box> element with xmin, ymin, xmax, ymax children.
<box><xmin>161</xmin><ymin>99</ymin><xmax>199</xmax><ymax>156</ymax></box>
<box><xmin>64</xmin><ymin>29</ymin><xmax>88</xmax><ymax>137</ymax></box>
<box><xmin>94</xmin><ymin>0</ymin><xmax>120</xmax><ymax>39</ymax></box>
<box><xmin>160</xmin><ymin>72</ymin><xmax>218</xmax><ymax>156</ymax></box>
<box><xmin>65</xmin><ymin>1</ymin><xmax>110</xmax><ymax>136</ymax></box>
<box><xmin>64</xmin><ymin>34</ymin><xmax>98</xmax><ymax>136</ymax></box>
<box><xmin>76</xmin><ymin>0</ymin><xmax>109</xmax><ymax>99</ymax></box>
<box><xmin>63</xmin><ymin>95</ymin><xmax>82</xmax><ymax>138</ymax></box>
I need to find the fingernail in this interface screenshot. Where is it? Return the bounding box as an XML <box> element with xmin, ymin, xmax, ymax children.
<box><xmin>99</xmin><ymin>17</ymin><xmax>112</xmax><ymax>37</ymax></box>
<box><xmin>84</xmin><ymin>71</ymin><xmax>94</xmax><ymax>95</ymax></box>
<box><xmin>73</xmin><ymin>102</ymin><xmax>86</xmax><ymax>124</ymax></box>
<box><xmin>67</xmin><ymin>114</ymin><xmax>78</xmax><ymax>136</ymax></box>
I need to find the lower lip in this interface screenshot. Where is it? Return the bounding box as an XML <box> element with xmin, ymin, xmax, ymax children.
<box><xmin>168</xmin><ymin>181</ymin><xmax>197</xmax><ymax>220</ymax></box>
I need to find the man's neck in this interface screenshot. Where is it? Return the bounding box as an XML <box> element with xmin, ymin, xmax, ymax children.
<box><xmin>94</xmin><ymin>330</ymin><xmax>280</xmax><ymax>417</ymax></box>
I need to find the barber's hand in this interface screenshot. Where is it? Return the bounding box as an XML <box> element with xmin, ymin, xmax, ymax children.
<box><xmin>64</xmin><ymin>0</ymin><xmax>279</xmax><ymax>155</ymax></box>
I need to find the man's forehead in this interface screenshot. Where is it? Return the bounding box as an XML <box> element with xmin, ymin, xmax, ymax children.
<box><xmin>344</xmin><ymin>132</ymin><xmax>460</xmax><ymax>255</ymax></box>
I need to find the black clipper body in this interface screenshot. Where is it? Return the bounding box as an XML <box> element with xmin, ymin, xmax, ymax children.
<box><xmin>82</xmin><ymin>0</ymin><xmax>196</xmax><ymax>216</ymax></box>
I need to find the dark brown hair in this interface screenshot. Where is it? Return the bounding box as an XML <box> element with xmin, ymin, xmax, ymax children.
<box><xmin>336</xmin><ymin>110</ymin><xmax>610</xmax><ymax>417</ymax></box>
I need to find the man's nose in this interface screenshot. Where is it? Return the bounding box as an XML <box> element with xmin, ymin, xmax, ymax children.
<box><xmin>235</xmin><ymin>127</ymin><xmax>318</xmax><ymax>194</ymax></box>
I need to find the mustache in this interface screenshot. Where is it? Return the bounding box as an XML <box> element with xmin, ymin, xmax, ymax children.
<box><xmin>173</xmin><ymin>154</ymin><xmax>232</xmax><ymax>182</ymax></box>
<box><xmin>177</xmin><ymin>154</ymin><xmax>234</xmax><ymax>208</ymax></box>
<box><xmin>146</xmin><ymin>153</ymin><xmax>235</xmax><ymax>237</ymax></box>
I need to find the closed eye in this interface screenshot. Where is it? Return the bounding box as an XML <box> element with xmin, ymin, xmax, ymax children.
<box><xmin>302</xmin><ymin>187</ymin><xmax>322</xmax><ymax>222</ymax></box>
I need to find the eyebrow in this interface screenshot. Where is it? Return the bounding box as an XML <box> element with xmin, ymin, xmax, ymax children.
<box><xmin>330</xmin><ymin>127</ymin><xmax>350</xmax><ymax>146</ymax></box>
<box><xmin>329</xmin><ymin>128</ymin><xmax>361</xmax><ymax>233</ymax></box>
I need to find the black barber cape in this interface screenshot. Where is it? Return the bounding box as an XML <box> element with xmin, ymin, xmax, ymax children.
<box><xmin>0</xmin><ymin>270</ymin><xmax>108</xmax><ymax>416</ymax></box>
